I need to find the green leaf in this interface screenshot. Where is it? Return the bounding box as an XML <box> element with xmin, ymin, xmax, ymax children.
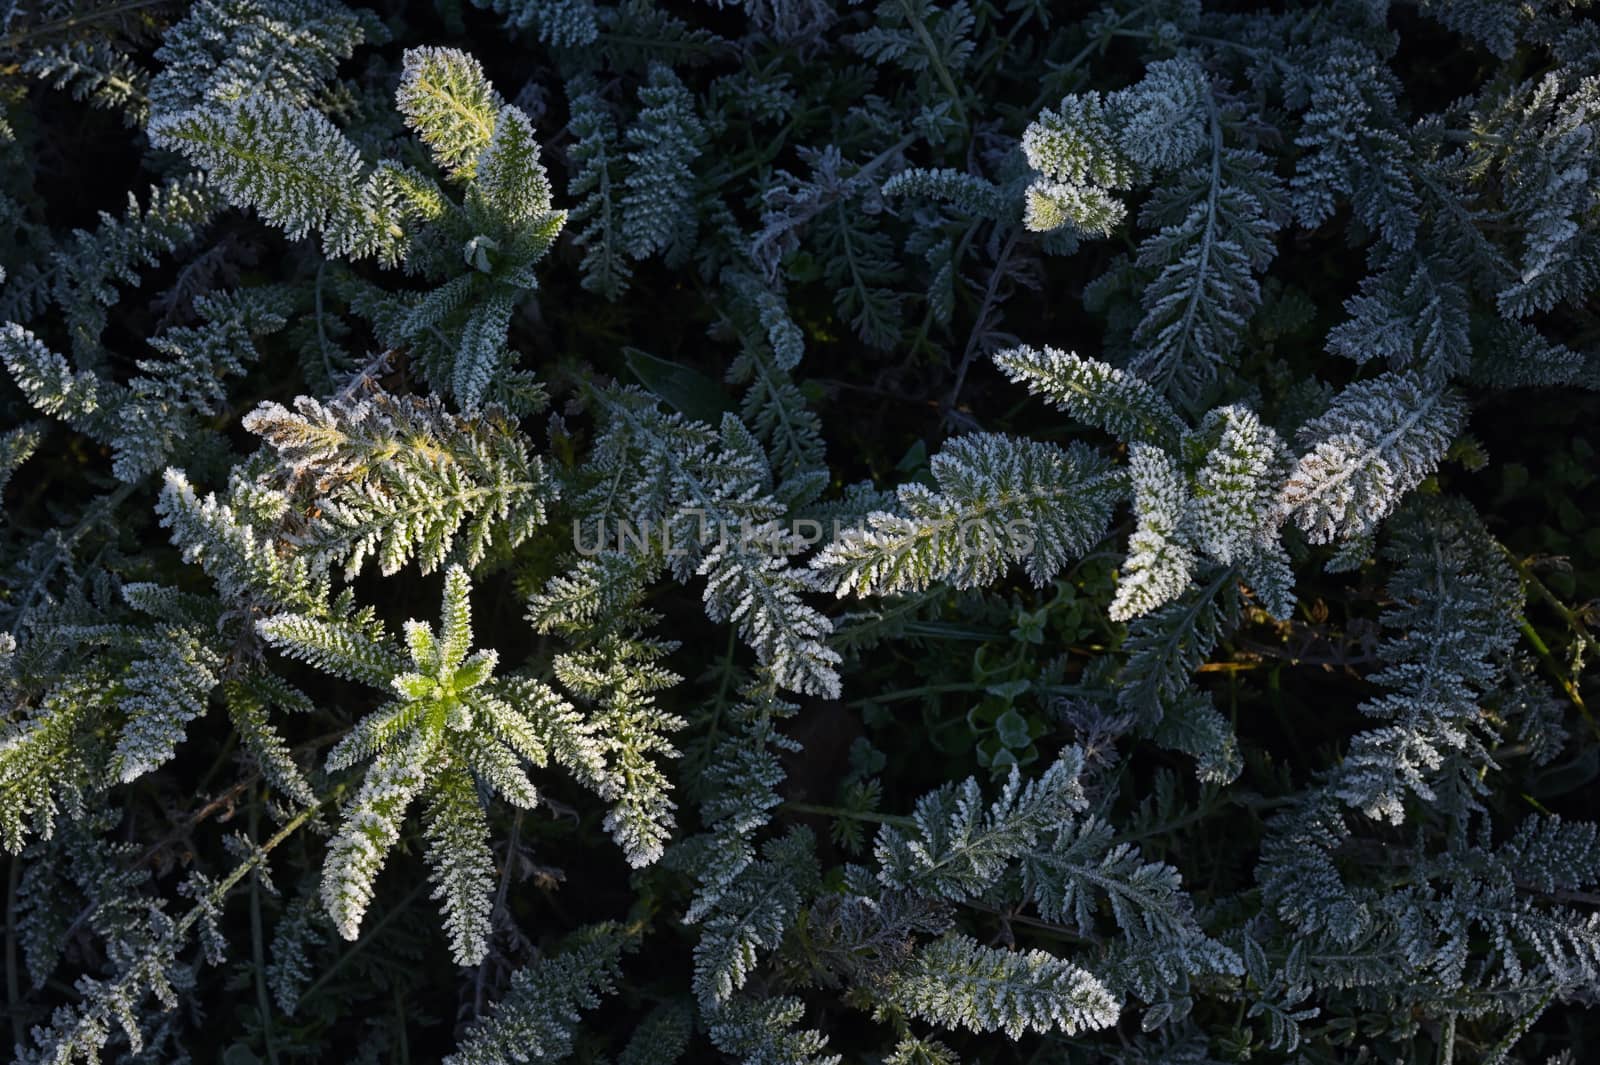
<box><xmin>986</xmin><ymin>679</ymin><xmax>1031</xmax><ymax>701</ymax></box>
<box><xmin>622</xmin><ymin>347</ymin><xmax>734</xmax><ymax>424</ymax></box>
<box><xmin>995</xmin><ymin>708</ymin><xmax>1031</xmax><ymax>749</ymax></box>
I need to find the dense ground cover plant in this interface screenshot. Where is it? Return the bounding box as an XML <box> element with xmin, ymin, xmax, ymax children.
<box><xmin>2</xmin><ymin>0</ymin><xmax>1599</xmax><ymax>1061</ymax></box>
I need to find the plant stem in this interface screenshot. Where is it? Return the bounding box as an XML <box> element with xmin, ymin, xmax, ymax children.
<box><xmin>394</xmin><ymin>985</ymin><xmax>411</xmax><ymax>1065</ymax></box>
<box><xmin>474</xmin><ymin>808</ymin><xmax>524</xmax><ymax>1019</ymax></box>
<box><xmin>1502</xmin><ymin>545</ymin><xmax>1600</xmax><ymax>733</ymax></box>
<box><xmin>1436</xmin><ymin>1012</ymin><xmax>1456</xmax><ymax>1065</ymax></box>
<box><xmin>846</xmin><ymin>680</ymin><xmax>989</xmax><ymax>707</ymax></box>
<box><xmin>945</xmin><ymin>227</ymin><xmax>1020</xmax><ymax>418</ymax></box>
<box><xmin>177</xmin><ymin>796</ymin><xmax>329</xmax><ymax>939</ymax></box>
<box><xmin>1480</xmin><ymin>990</ymin><xmax>1553</xmax><ymax>1065</ymax></box>
<box><xmin>898</xmin><ymin>0</ymin><xmax>967</xmax><ymax>128</ymax></box>
<box><xmin>6</xmin><ymin>854</ymin><xmax>24</xmax><ymax>1052</ymax></box>
<box><xmin>299</xmin><ymin>879</ymin><xmax>430</xmax><ymax>1006</ymax></box>
<box><xmin>782</xmin><ymin>802</ymin><xmax>915</xmax><ymax>829</ymax></box>
<box><xmin>702</xmin><ymin>627</ymin><xmax>739</xmax><ymax>757</ymax></box>
<box><xmin>249</xmin><ymin>798</ymin><xmax>281</xmax><ymax>1065</ymax></box>
<box><xmin>964</xmin><ymin>901</ymin><xmax>1102</xmax><ymax>945</ymax></box>
<box><xmin>0</xmin><ymin>0</ymin><xmax>169</xmax><ymax>50</ymax></box>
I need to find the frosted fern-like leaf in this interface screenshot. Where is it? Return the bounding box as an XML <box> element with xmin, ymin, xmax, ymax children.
<box><xmin>621</xmin><ymin>63</ymin><xmax>705</xmax><ymax>263</ymax></box>
<box><xmin>109</xmin><ymin>630</ymin><xmax>221</xmax><ymax>782</ymax></box>
<box><xmin>0</xmin><ymin>675</ymin><xmax>99</xmax><ymax>853</ymax></box>
<box><xmin>266</xmin><ymin>894</ymin><xmax>325</xmax><ymax>1015</ymax></box>
<box><xmin>1151</xmin><ymin>688</ymin><xmax>1245</xmax><ymax>785</ymax></box>
<box><xmin>1110</xmin><ymin>444</ymin><xmax>1194</xmax><ymax>623</ymax></box>
<box><xmin>320</xmin><ymin>731</ymin><xmax>434</xmax><ymax>942</ymax></box>
<box><xmin>0</xmin><ymin>177</ymin><xmax>221</xmax><ymax>366</ymax></box>
<box><xmin>881</xmin><ymin>167</ymin><xmax>1010</xmax><ymax>220</ymax></box>
<box><xmin>1418</xmin><ymin>0</ymin><xmax>1530</xmax><ymax>57</ymax></box>
<box><xmin>1117</xmin><ymin>567</ymin><xmax>1236</xmax><ymax>726</ymax></box>
<box><xmin>552</xmin><ymin>634</ymin><xmax>685</xmax><ymax>867</ymax></box>
<box><xmin>885</xmin><ymin>1035</ymin><xmax>961</xmax><ymax>1065</ymax></box>
<box><xmin>1474</xmin><ymin>72</ymin><xmax>1600</xmax><ymax>318</ymax></box>
<box><xmin>875</xmin><ymin>749</ymin><xmax>1088</xmax><ymax>902</ymax></box>
<box><xmin>471</xmin><ymin>0</ymin><xmax>600</xmax><ymax>46</ymax></box>
<box><xmin>993</xmin><ymin>344</ymin><xmax>1184</xmax><ymax>448</ymax></box>
<box><xmin>693</xmin><ymin>866</ymin><xmax>801</xmax><ymax>1007</ymax></box>
<box><xmin>1185</xmin><ymin>404</ymin><xmax>1287</xmax><ymax>566</ymax></box>
<box><xmin>1112</xmin><ymin>57</ymin><xmax>1209</xmax><ymax>171</ymax></box>
<box><xmin>1277</xmin><ymin>372</ymin><xmax>1466</xmax><ymax>545</ymax></box>
<box><xmin>1327</xmin><ymin>257</ymin><xmax>1471</xmax><ymax>378</ymax></box>
<box><xmin>396</xmin><ymin>46</ymin><xmax>503</xmax><ymax>178</ymax></box>
<box><xmin>706</xmin><ymin>995</ymin><xmax>840</xmax><ymax>1065</ymax></box>
<box><xmin>567</xmin><ymin>86</ymin><xmax>633</xmax><ymax>299</ymax></box>
<box><xmin>724</xmin><ymin>274</ymin><xmax>826</xmax><ymax>481</ymax></box>
<box><xmin>525</xmin><ymin>553</ymin><xmax>657</xmax><ymax>636</ymax></box>
<box><xmin>1240</xmin><ymin>541</ymin><xmax>1295</xmax><ymax>621</ymax></box>
<box><xmin>468</xmin><ymin>105</ymin><xmax>556</xmax><ymax>227</ymax></box>
<box><xmin>222</xmin><ymin>675</ymin><xmax>317</xmax><ymax>807</ymax></box>
<box><xmin>1128</xmin><ymin>145</ymin><xmax>1282</xmax><ymax>401</ymax></box>
<box><xmin>422</xmin><ymin>767</ymin><xmax>497</xmax><ymax>965</ymax></box>
<box><xmin>683</xmin><ymin>677</ymin><xmax>799</xmax><ymax>922</ymax></box>
<box><xmin>113</xmin><ymin>288</ymin><xmax>290</xmax><ymax>482</ymax></box>
<box><xmin>156</xmin><ymin>469</ymin><xmax>328</xmax><ymax>612</ymax></box>
<box><xmin>148</xmin><ymin>0</ymin><xmax>378</xmax><ymax>118</ymax></box>
<box><xmin>811</xmin><ymin>434</ymin><xmax>1119</xmax><ymax>597</ymax></box>
<box><xmin>445</xmin><ymin>924</ymin><xmax>629</xmax><ymax>1064</ymax></box>
<box><xmin>1290</xmin><ymin>44</ymin><xmax>1417</xmax><ymax>250</ymax></box>
<box><xmin>1021</xmin><ymin>92</ymin><xmax>1135</xmax><ymax>236</ymax></box>
<box><xmin>882</xmin><ymin>933</ymin><xmax>1121</xmax><ymax>1039</ymax></box>
<box><xmin>0</xmin><ymin>423</ymin><xmax>44</xmax><ymax>504</ymax></box>
<box><xmin>616</xmin><ymin>1002</ymin><xmax>693</xmax><ymax>1065</ymax></box>
<box><xmin>691</xmin><ymin>829</ymin><xmax>818</xmax><ymax>1008</ymax></box>
<box><xmin>149</xmin><ymin>98</ymin><xmax>411</xmax><ymax>265</ymax></box>
<box><xmin>22</xmin><ymin>41</ymin><xmax>150</xmax><ymax>124</ymax></box>
<box><xmin>256</xmin><ymin>613</ymin><xmax>404</xmax><ymax>688</ymax></box>
<box><xmin>1331</xmin><ymin>500</ymin><xmax>1518</xmax><ymax>823</ymax></box>
<box><xmin>584</xmin><ymin>390</ymin><xmax>840</xmax><ymax>697</ymax></box>
<box><xmin>1024</xmin><ymin>815</ymin><xmax>1194</xmax><ymax>940</ymax></box>
<box><xmin>0</xmin><ymin>323</ymin><xmax>102</xmax><ymax>421</ymax></box>
<box><xmin>244</xmin><ymin>388</ymin><xmax>554</xmax><ymax>578</ymax></box>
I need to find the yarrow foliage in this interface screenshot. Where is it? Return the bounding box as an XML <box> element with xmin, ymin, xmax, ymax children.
<box><xmin>1</xmin><ymin>0</ymin><xmax>1597</xmax><ymax>1062</ymax></box>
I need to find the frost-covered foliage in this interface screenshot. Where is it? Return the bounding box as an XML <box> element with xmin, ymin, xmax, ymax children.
<box><xmin>1</xmin><ymin>0</ymin><xmax>1597</xmax><ymax>1062</ymax></box>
